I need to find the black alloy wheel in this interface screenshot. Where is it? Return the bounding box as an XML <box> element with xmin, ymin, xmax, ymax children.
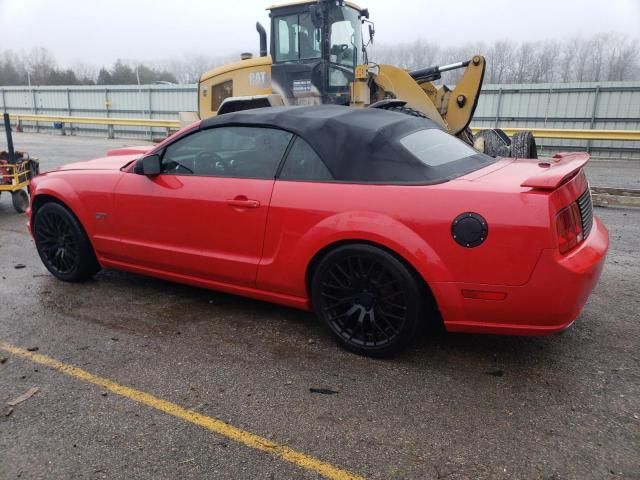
<box><xmin>311</xmin><ymin>244</ymin><xmax>423</xmax><ymax>357</ymax></box>
<box><xmin>33</xmin><ymin>202</ymin><xmax>100</xmax><ymax>281</ymax></box>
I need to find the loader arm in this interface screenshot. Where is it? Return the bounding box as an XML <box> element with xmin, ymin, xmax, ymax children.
<box><xmin>441</xmin><ymin>55</ymin><xmax>485</xmax><ymax>135</ymax></box>
<box><xmin>370</xmin><ymin>65</ymin><xmax>447</xmax><ymax>129</ymax></box>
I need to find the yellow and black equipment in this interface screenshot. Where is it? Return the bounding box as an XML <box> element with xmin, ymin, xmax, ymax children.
<box><xmin>194</xmin><ymin>0</ymin><xmax>537</xmax><ymax>157</ymax></box>
<box><xmin>1</xmin><ymin>113</ymin><xmax>39</xmax><ymax>213</ymax></box>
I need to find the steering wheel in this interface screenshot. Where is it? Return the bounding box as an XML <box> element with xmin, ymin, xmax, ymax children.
<box><xmin>331</xmin><ymin>44</ymin><xmax>349</xmax><ymax>55</ymax></box>
<box><xmin>194</xmin><ymin>151</ymin><xmax>227</xmax><ymax>175</ymax></box>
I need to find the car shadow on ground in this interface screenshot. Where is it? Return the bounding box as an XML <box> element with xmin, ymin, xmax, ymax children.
<box><xmin>45</xmin><ymin>268</ymin><xmax>571</xmax><ymax>371</ymax></box>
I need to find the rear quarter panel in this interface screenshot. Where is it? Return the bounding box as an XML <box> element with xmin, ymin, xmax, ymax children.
<box><xmin>257</xmin><ymin>179</ymin><xmax>554</xmax><ymax>298</ymax></box>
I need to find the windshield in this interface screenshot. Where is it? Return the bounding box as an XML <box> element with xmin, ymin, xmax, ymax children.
<box><xmin>328</xmin><ymin>6</ymin><xmax>363</xmax><ymax>67</ymax></box>
<box><xmin>272</xmin><ymin>5</ymin><xmax>364</xmax><ymax>67</ymax></box>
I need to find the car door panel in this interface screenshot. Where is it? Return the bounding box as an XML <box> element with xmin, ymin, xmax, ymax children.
<box><xmin>109</xmin><ymin>126</ymin><xmax>292</xmax><ymax>287</ymax></box>
<box><xmin>112</xmin><ymin>173</ymin><xmax>274</xmax><ymax>287</ymax></box>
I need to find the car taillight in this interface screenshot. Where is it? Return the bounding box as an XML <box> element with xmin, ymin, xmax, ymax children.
<box><xmin>556</xmin><ymin>202</ymin><xmax>584</xmax><ymax>254</ymax></box>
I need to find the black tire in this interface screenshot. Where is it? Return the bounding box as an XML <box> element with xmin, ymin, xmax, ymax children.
<box><xmin>311</xmin><ymin>244</ymin><xmax>423</xmax><ymax>357</ymax></box>
<box><xmin>376</xmin><ymin>105</ymin><xmax>429</xmax><ymax>119</ymax></box>
<box><xmin>510</xmin><ymin>130</ymin><xmax>538</xmax><ymax>159</ymax></box>
<box><xmin>28</xmin><ymin>159</ymin><xmax>40</xmax><ymax>178</ymax></box>
<box><xmin>11</xmin><ymin>189</ymin><xmax>29</xmax><ymax>213</ymax></box>
<box><xmin>33</xmin><ymin>202</ymin><xmax>101</xmax><ymax>281</ymax></box>
<box><xmin>473</xmin><ymin>129</ymin><xmax>511</xmax><ymax>157</ymax></box>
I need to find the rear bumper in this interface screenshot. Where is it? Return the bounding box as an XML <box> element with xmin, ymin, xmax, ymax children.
<box><xmin>431</xmin><ymin>215</ymin><xmax>608</xmax><ymax>336</ymax></box>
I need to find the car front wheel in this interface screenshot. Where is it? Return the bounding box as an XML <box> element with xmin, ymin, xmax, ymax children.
<box><xmin>311</xmin><ymin>244</ymin><xmax>423</xmax><ymax>357</ymax></box>
<box><xmin>33</xmin><ymin>202</ymin><xmax>101</xmax><ymax>281</ymax></box>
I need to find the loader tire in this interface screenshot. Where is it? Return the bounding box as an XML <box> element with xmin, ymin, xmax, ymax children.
<box><xmin>511</xmin><ymin>130</ymin><xmax>538</xmax><ymax>159</ymax></box>
<box><xmin>377</xmin><ymin>105</ymin><xmax>429</xmax><ymax>119</ymax></box>
<box><xmin>473</xmin><ymin>129</ymin><xmax>511</xmax><ymax>157</ymax></box>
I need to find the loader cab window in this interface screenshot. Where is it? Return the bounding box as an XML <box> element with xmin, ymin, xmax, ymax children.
<box><xmin>327</xmin><ymin>6</ymin><xmax>363</xmax><ymax>87</ymax></box>
<box><xmin>211</xmin><ymin>80</ymin><xmax>232</xmax><ymax>112</ymax></box>
<box><xmin>274</xmin><ymin>13</ymin><xmax>321</xmax><ymax>62</ymax></box>
<box><xmin>328</xmin><ymin>6</ymin><xmax>362</xmax><ymax>68</ymax></box>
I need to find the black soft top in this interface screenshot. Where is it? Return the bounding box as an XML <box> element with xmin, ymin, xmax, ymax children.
<box><xmin>201</xmin><ymin>105</ymin><xmax>489</xmax><ymax>183</ymax></box>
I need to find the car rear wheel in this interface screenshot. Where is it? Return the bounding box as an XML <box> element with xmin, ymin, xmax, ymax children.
<box><xmin>311</xmin><ymin>244</ymin><xmax>422</xmax><ymax>357</ymax></box>
<box><xmin>33</xmin><ymin>202</ymin><xmax>101</xmax><ymax>281</ymax></box>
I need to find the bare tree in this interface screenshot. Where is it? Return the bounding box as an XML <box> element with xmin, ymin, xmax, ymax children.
<box><xmin>2</xmin><ymin>33</ymin><xmax>640</xmax><ymax>87</ymax></box>
<box><xmin>528</xmin><ymin>41</ymin><xmax>559</xmax><ymax>83</ymax></box>
<box><xmin>71</xmin><ymin>62</ymin><xmax>98</xmax><ymax>84</ymax></box>
<box><xmin>586</xmin><ymin>34</ymin><xmax>609</xmax><ymax>82</ymax></box>
<box><xmin>486</xmin><ymin>41</ymin><xmax>514</xmax><ymax>84</ymax></box>
<box><xmin>606</xmin><ymin>35</ymin><xmax>639</xmax><ymax>81</ymax></box>
<box><xmin>372</xmin><ymin>33</ymin><xmax>640</xmax><ymax>84</ymax></box>
<box><xmin>24</xmin><ymin>47</ymin><xmax>57</xmax><ymax>85</ymax></box>
<box><xmin>558</xmin><ymin>37</ymin><xmax>579</xmax><ymax>82</ymax></box>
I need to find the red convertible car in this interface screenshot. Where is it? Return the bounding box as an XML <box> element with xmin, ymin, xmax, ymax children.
<box><xmin>27</xmin><ymin>106</ymin><xmax>608</xmax><ymax>356</ymax></box>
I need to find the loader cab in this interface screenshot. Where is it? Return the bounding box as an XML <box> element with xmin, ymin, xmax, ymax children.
<box><xmin>269</xmin><ymin>0</ymin><xmax>368</xmax><ymax>106</ymax></box>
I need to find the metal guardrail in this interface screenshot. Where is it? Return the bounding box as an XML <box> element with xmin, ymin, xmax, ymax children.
<box><xmin>591</xmin><ymin>187</ymin><xmax>640</xmax><ymax>207</ymax></box>
<box><xmin>6</xmin><ymin>113</ymin><xmax>640</xmax><ymax>142</ymax></box>
<box><xmin>9</xmin><ymin>113</ymin><xmax>180</xmax><ymax>139</ymax></box>
<box><xmin>10</xmin><ymin>113</ymin><xmax>179</xmax><ymax>128</ymax></box>
<box><xmin>469</xmin><ymin>127</ymin><xmax>640</xmax><ymax>141</ymax></box>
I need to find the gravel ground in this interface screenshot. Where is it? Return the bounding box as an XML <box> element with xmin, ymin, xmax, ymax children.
<box><xmin>0</xmin><ymin>132</ymin><xmax>638</xmax><ymax>479</ymax></box>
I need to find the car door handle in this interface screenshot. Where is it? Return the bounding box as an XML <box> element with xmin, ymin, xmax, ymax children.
<box><xmin>226</xmin><ymin>197</ymin><xmax>260</xmax><ymax>209</ymax></box>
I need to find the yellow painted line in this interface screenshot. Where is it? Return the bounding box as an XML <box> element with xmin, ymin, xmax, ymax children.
<box><xmin>0</xmin><ymin>340</ymin><xmax>364</xmax><ymax>480</ymax></box>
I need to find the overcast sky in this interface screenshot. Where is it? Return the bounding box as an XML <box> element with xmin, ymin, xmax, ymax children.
<box><xmin>1</xmin><ymin>0</ymin><xmax>639</xmax><ymax>66</ymax></box>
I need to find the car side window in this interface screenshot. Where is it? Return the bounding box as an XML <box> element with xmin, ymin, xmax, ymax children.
<box><xmin>279</xmin><ymin>137</ymin><xmax>333</xmax><ymax>181</ymax></box>
<box><xmin>161</xmin><ymin>127</ymin><xmax>292</xmax><ymax>179</ymax></box>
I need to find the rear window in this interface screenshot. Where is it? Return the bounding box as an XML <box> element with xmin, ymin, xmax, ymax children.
<box><xmin>400</xmin><ymin>129</ymin><xmax>481</xmax><ymax>166</ymax></box>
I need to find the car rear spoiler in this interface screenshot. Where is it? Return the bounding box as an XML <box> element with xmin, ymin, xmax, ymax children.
<box><xmin>107</xmin><ymin>146</ymin><xmax>153</xmax><ymax>157</ymax></box>
<box><xmin>521</xmin><ymin>152</ymin><xmax>590</xmax><ymax>190</ymax></box>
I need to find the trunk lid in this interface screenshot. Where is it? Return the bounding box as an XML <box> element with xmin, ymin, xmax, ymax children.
<box><xmin>461</xmin><ymin>152</ymin><xmax>589</xmax><ymax>192</ymax></box>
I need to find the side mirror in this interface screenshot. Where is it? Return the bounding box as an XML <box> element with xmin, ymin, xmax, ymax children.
<box><xmin>368</xmin><ymin>24</ymin><xmax>375</xmax><ymax>44</ymax></box>
<box><xmin>134</xmin><ymin>154</ymin><xmax>161</xmax><ymax>175</ymax></box>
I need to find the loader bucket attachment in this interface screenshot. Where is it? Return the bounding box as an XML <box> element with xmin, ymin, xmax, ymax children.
<box><xmin>445</xmin><ymin>55</ymin><xmax>485</xmax><ymax>135</ymax></box>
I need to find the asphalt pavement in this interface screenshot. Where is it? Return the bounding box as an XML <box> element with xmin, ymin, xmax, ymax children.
<box><xmin>0</xmin><ymin>132</ymin><xmax>638</xmax><ymax>479</ymax></box>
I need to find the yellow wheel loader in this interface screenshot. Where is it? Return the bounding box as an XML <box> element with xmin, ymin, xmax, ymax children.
<box><xmin>193</xmin><ymin>0</ymin><xmax>537</xmax><ymax>158</ymax></box>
